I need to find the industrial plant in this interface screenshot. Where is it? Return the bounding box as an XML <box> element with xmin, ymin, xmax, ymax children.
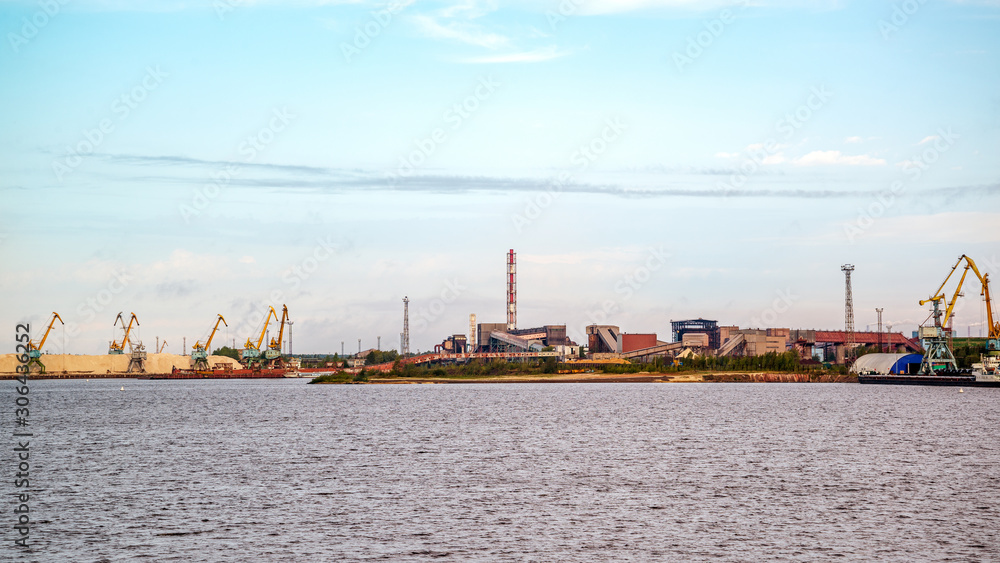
<box><xmin>6</xmin><ymin>250</ymin><xmax>999</xmax><ymax>384</ymax></box>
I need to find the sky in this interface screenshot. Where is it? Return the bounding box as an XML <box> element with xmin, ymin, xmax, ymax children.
<box><xmin>1</xmin><ymin>0</ymin><xmax>998</xmax><ymax>355</ymax></box>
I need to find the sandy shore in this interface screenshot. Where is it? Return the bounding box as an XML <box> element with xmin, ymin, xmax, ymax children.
<box><xmin>0</xmin><ymin>353</ymin><xmax>242</xmax><ymax>378</ymax></box>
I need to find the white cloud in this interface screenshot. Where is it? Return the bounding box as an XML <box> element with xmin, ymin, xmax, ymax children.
<box><xmin>578</xmin><ymin>0</ymin><xmax>749</xmax><ymax>14</ymax></box>
<box><xmin>412</xmin><ymin>14</ymin><xmax>508</xmax><ymax>49</ymax></box>
<box><xmin>795</xmin><ymin>150</ymin><xmax>886</xmax><ymax>166</ymax></box>
<box><xmin>918</xmin><ymin>135</ymin><xmax>940</xmax><ymax>145</ymax></box>
<box><xmin>845</xmin><ymin>136</ymin><xmax>863</xmax><ymax>143</ymax></box>
<box><xmin>239</xmin><ymin>256</ymin><xmax>256</xmax><ymax>264</ymax></box>
<box><xmin>438</xmin><ymin>0</ymin><xmax>498</xmax><ymax>19</ymax></box>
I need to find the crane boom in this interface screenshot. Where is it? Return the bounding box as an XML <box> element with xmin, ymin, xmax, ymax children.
<box><xmin>124</xmin><ymin>314</ymin><xmax>138</xmax><ymax>347</ymax></box>
<box><xmin>917</xmin><ymin>254</ymin><xmax>1000</xmax><ymax>374</ymax></box>
<box><xmin>195</xmin><ymin>314</ymin><xmax>228</xmax><ymax>352</ymax></box>
<box><xmin>26</xmin><ymin>312</ymin><xmax>64</xmax><ymax>373</ymax></box>
<box><xmin>984</xmin><ymin>274</ymin><xmax>999</xmax><ymax>342</ymax></box>
<box><xmin>110</xmin><ymin>312</ymin><xmax>140</xmax><ymax>354</ymax></box>
<box><xmin>919</xmin><ymin>255</ymin><xmax>987</xmax><ymax>327</ymax></box>
<box><xmin>269</xmin><ymin>305</ymin><xmax>289</xmax><ymax>352</ymax></box>
<box><xmin>29</xmin><ymin>312</ymin><xmax>64</xmax><ymax>352</ymax></box>
<box><xmin>245</xmin><ymin>306</ymin><xmax>278</xmax><ymax>351</ymax></box>
<box><xmin>920</xmin><ymin>254</ymin><xmax>999</xmax><ymax>340</ymax></box>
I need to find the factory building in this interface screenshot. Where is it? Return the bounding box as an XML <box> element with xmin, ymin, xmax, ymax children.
<box><xmin>717</xmin><ymin>328</ymin><xmax>789</xmax><ymax>357</ymax></box>
<box><xmin>586</xmin><ymin>325</ymin><xmax>659</xmax><ymax>355</ymax></box>
<box><xmin>789</xmin><ymin>330</ymin><xmax>920</xmax><ymax>363</ymax></box>
<box><xmin>510</xmin><ymin>325</ymin><xmax>572</xmax><ymax>347</ymax></box>
<box><xmin>671</xmin><ymin>319</ymin><xmax>720</xmax><ymax>349</ymax></box>
<box><xmin>436</xmin><ymin>334</ymin><xmax>468</xmax><ymax>354</ymax></box>
<box><xmin>475</xmin><ymin>322</ymin><xmax>508</xmax><ymax>350</ymax></box>
<box><xmin>473</xmin><ymin>323</ymin><xmax>576</xmax><ymax>353</ymax></box>
<box><xmin>714</xmin><ymin>327</ymin><xmax>919</xmax><ymax>362</ymax></box>
<box><xmin>587</xmin><ymin>325</ymin><xmax>621</xmax><ymax>353</ymax></box>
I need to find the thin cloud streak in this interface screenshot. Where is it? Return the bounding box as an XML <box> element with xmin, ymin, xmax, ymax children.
<box><xmin>91</xmin><ymin>153</ymin><xmax>1000</xmax><ymax>200</ymax></box>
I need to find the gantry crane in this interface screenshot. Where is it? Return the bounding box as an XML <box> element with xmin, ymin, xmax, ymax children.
<box><xmin>263</xmin><ymin>305</ymin><xmax>289</xmax><ymax>369</ymax></box>
<box><xmin>108</xmin><ymin>312</ymin><xmax>146</xmax><ymax>373</ymax></box>
<box><xmin>109</xmin><ymin>312</ymin><xmax>140</xmax><ymax>354</ymax></box>
<box><xmin>27</xmin><ymin>312</ymin><xmax>63</xmax><ymax>373</ymax></box>
<box><xmin>981</xmin><ymin>272</ymin><xmax>1000</xmax><ymax>375</ymax></box>
<box><xmin>192</xmin><ymin>314</ymin><xmax>227</xmax><ymax>370</ymax></box>
<box><xmin>242</xmin><ymin>306</ymin><xmax>279</xmax><ymax>368</ymax></box>
<box><xmin>917</xmin><ymin>254</ymin><xmax>998</xmax><ymax>374</ymax></box>
<box><xmin>981</xmin><ymin>273</ymin><xmax>1000</xmax><ymax>352</ymax></box>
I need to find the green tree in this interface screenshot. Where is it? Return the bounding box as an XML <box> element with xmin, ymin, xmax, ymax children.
<box><xmin>211</xmin><ymin>346</ymin><xmax>240</xmax><ymax>361</ymax></box>
<box><xmin>365</xmin><ymin>349</ymin><xmax>399</xmax><ymax>365</ymax></box>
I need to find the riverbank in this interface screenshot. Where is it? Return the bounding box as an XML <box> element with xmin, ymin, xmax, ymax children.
<box><xmin>315</xmin><ymin>371</ymin><xmax>857</xmax><ymax>384</ymax></box>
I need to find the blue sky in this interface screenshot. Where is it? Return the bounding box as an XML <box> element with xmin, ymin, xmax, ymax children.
<box><xmin>1</xmin><ymin>0</ymin><xmax>998</xmax><ymax>354</ymax></box>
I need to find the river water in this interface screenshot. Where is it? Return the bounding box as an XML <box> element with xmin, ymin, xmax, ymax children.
<box><xmin>4</xmin><ymin>380</ymin><xmax>999</xmax><ymax>561</ymax></box>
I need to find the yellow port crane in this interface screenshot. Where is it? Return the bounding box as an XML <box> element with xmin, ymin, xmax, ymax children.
<box><xmin>242</xmin><ymin>306</ymin><xmax>278</xmax><ymax>367</ymax></box>
<box><xmin>109</xmin><ymin>312</ymin><xmax>140</xmax><ymax>355</ymax></box>
<box><xmin>264</xmin><ymin>305</ymin><xmax>289</xmax><ymax>368</ymax></box>
<box><xmin>27</xmin><ymin>312</ymin><xmax>63</xmax><ymax>373</ymax></box>
<box><xmin>917</xmin><ymin>254</ymin><xmax>999</xmax><ymax>374</ymax></box>
<box><xmin>192</xmin><ymin>314</ymin><xmax>227</xmax><ymax>370</ymax></box>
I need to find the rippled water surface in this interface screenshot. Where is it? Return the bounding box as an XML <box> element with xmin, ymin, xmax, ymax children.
<box><xmin>5</xmin><ymin>380</ymin><xmax>1000</xmax><ymax>561</ymax></box>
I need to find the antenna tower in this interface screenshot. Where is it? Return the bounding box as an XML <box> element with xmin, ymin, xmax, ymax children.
<box><xmin>842</xmin><ymin>264</ymin><xmax>856</xmax><ymax>364</ymax></box>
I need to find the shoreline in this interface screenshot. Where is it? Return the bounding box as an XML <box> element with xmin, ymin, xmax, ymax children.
<box><xmin>348</xmin><ymin>372</ymin><xmax>856</xmax><ymax>385</ymax></box>
<box><xmin>1</xmin><ymin>371</ymin><xmax>856</xmax><ymax>383</ymax></box>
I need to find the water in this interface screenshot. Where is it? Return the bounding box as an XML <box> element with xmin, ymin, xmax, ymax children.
<box><xmin>4</xmin><ymin>380</ymin><xmax>999</xmax><ymax>561</ymax></box>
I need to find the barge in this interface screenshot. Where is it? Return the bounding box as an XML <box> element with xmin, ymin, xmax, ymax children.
<box><xmin>148</xmin><ymin>366</ymin><xmax>289</xmax><ymax>379</ymax></box>
<box><xmin>859</xmin><ymin>372</ymin><xmax>1000</xmax><ymax>388</ymax></box>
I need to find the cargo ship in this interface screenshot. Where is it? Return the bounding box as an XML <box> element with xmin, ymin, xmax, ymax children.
<box><xmin>858</xmin><ymin>370</ymin><xmax>1000</xmax><ymax>388</ymax></box>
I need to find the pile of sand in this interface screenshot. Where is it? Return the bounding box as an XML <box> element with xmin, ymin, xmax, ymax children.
<box><xmin>0</xmin><ymin>353</ymin><xmax>243</xmax><ymax>375</ymax></box>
